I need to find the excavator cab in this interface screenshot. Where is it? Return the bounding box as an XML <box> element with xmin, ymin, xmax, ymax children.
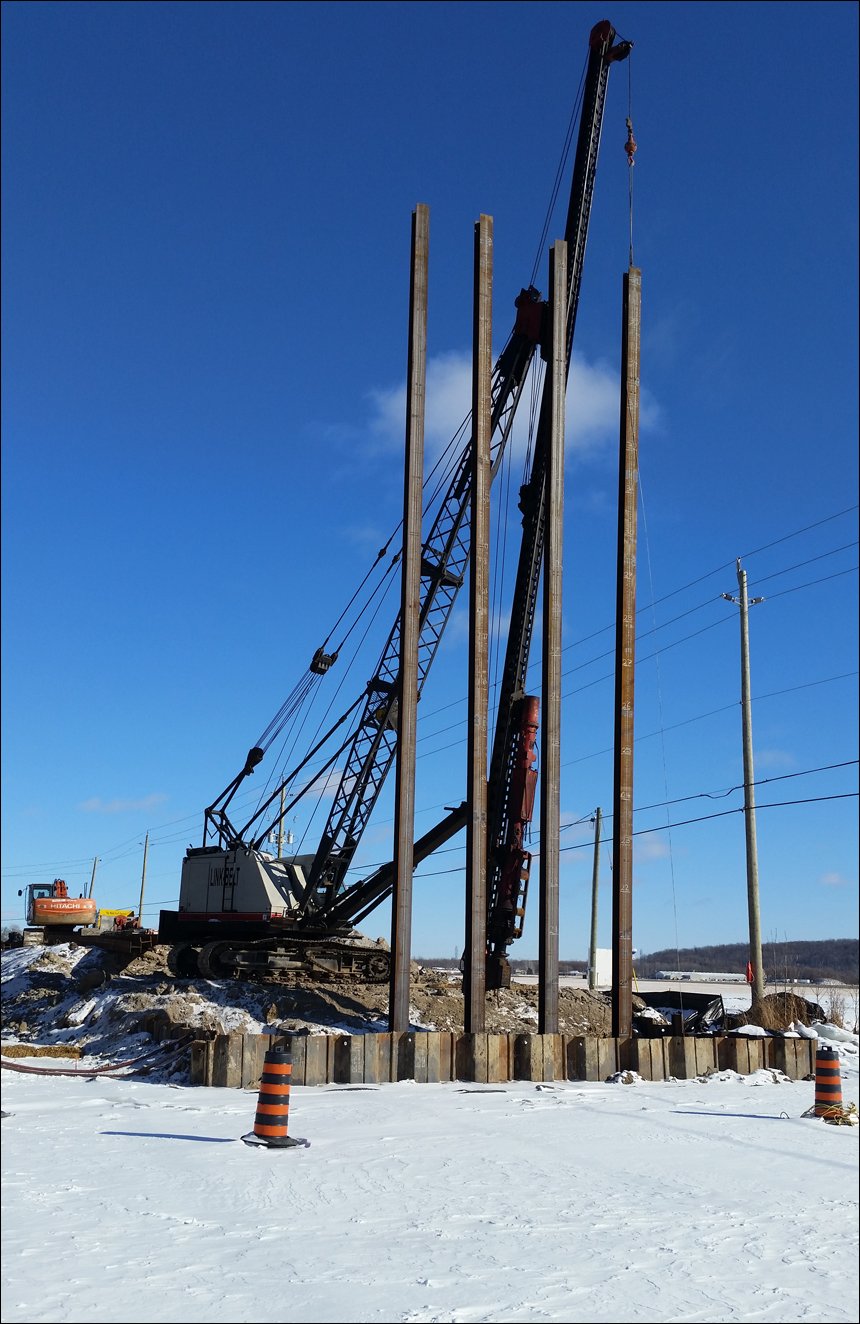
<box><xmin>25</xmin><ymin>885</ymin><xmax>53</xmax><ymax>923</ymax></box>
<box><xmin>20</xmin><ymin>880</ymin><xmax>64</xmax><ymax>924</ymax></box>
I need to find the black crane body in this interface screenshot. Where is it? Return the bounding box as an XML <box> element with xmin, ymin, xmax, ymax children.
<box><xmin>158</xmin><ymin>21</ymin><xmax>631</xmax><ymax>984</ymax></box>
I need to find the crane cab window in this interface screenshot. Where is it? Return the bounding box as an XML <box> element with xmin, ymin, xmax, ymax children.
<box><xmin>32</xmin><ymin>887</ymin><xmax>52</xmax><ymax>898</ymax></box>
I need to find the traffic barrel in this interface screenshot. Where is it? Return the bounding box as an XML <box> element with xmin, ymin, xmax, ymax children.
<box><xmin>241</xmin><ymin>1045</ymin><xmax>308</xmax><ymax>1149</ymax></box>
<box><xmin>814</xmin><ymin>1047</ymin><xmax>842</xmax><ymax>1119</ymax></box>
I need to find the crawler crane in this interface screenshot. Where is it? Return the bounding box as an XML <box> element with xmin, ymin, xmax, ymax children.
<box><xmin>158</xmin><ymin>20</ymin><xmax>632</xmax><ymax>984</ymax></box>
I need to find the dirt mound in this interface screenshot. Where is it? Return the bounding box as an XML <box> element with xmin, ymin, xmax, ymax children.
<box><xmin>122</xmin><ymin>945</ymin><xmax>173</xmax><ymax>977</ymax></box>
<box><xmin>737</xmin><ymin>992</ymin><xmax>826</xmax><ymax>1031</ymax></box>
<box><xmin>1</xmin><ymin>1043</ymin><xmax>83</xmax><ymax>1059</ymax></box>
<box><xmin>404</xmin><ymin>971</ymin><xmax>613</xmax><ymax>1036</ymax></box>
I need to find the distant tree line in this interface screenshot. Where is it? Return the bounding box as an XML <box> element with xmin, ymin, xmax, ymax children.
<box><xmin>634</xmin><ymin>938</ymin><xmax>858</xmax><ymax>983</ymax></box>
<box><xmin>416</xmin><ymin>957</ymin><xmax>588</xmax><ymax>975</ymax></box>
<box><xmin>416</xmin><ymin>941</ymin><xmax>858</xmax><ymax>984</ymax></box>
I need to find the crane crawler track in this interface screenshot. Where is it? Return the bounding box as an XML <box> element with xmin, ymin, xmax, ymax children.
<box><xmin>170</xmin><ymin>936</ymin><xmax>391</xmax><ymax>984</ymax></box>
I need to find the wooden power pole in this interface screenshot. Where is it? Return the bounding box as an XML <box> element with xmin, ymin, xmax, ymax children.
<box><xmin>538</xmin><ymin>238</ymin><xmax>567</xmax><ymax>1035</ymax></box>
<box><xmin>611</xmin><ymin>265</ymin><xmax>641</xmax><ymax>1039</ymax></box>
<box><xmin>277</xmin><ymin>785</ymin><xmax>286</xmax><ymax>858</ymax></box>
<box><xmin>588</xmin><ymin>808</ymin><xmax>602</xmax><ymax>991</ymax></box>
<box><xmin>464</xmin><ymin>213</ymin><xmax>493</xmax><ymax>1033</ymax></box>
<box><xmin>736</xmin><ymin>558</ymin><xmax>766</xmax><ymax>1004</ymax></box>
<box><xmin>138</xmin><ymin>832</ymin><xmax>149</xmax><ymax>924</ymax></box>
<box><xmin>390</xmin><ymin>203</ymin><xmax>429</xmax><ymax>1033</ymax></box>
<box><xmin>722</xmin><ymin>561</ymin><xmax>766</xmax><ymax>1003</ymax></box>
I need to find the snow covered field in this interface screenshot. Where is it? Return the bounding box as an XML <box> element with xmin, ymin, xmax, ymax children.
<box><xmin>2</xmin><ymin>1060</ymin><xmax>858</xmax><ymax>1323</ymax></box>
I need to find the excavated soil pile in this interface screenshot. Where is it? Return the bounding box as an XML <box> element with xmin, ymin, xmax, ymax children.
<box><xmin>257</xmin><ymin>968</ymin><xmax>614</xmax><ymax>1037</ymax></box>
<box><xmin>406</xmin><ymin>969</ymin><xmax>614</xmax><ymax>1036</ymax></box>
<box><xmin>737</xmin><ymin>991</ymin><xmax>826</xmax><ymax>1031</ymax></box>
<box><xmin>0</xmin><ymin>1043</ymin><xmax>84</xmax><ymax>1059</ymax></box>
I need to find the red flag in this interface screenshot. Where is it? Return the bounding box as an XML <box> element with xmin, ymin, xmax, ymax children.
<box><xmin>746</xmin><ymin>962</ymin><xmax>753</xmax><ymax>984</ymax></box>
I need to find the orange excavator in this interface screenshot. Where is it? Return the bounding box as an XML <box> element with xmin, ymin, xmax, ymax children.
<box><xmin>18</xmin><ymin>879</ymin><xmax>97</xmax><ymax>944</ymax></box>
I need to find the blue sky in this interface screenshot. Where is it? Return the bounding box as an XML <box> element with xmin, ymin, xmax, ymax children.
<box><xmin>2</xmin><ymin>0</ymin><xmax>857</xmax><ymax>957</ymax></box>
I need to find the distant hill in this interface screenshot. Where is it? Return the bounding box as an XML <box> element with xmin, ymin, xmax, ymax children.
<box><xmin>636</xmin><ymin>939</ymin><xmax>858</xmax><ymax>984</ymax></box>
<box><xmin>416</xmin><ymin>941</ymin><xmax>858</xmax><ymax>984</ymax></box>
<box><xmin>415</xmin><ymin>958</ymin><xmax>588</xmax><ymax>974</ymax></box>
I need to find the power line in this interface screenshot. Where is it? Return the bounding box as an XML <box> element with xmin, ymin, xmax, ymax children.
<box><xmin>554</xmin><ymin>543</ymin><xmax>859</xmax><ymax>684</ymax></box>
<box><xmin>560</xmin><ymin>669</ymin><xmax>860</xmax><ymax>769</ymax></box>
<box><xmin>759</xmin><ymin>564</ymin><xmax>857</xmax><ymax>601</ymax></box>
<box><xmin>747</xmin><ymin>541</ymin><xmax>858</xmax><ymax>588</ymax></box>
<box><xmin>5</xmin><ymin>509</ymin><xmax>856</xmax><ymax>884</ymax></box>
<box><xmin>743</xmin><ymin>504</ymin><xmax>858</xmax><ymax>561</ymax></box>
<box><xmin>415</xmin><ymin>514</ymin><xmax>859</xmax><ymax>728</ymax></box>
<box><xmin>416</xmin><ymin>663</ymin><xmax>859</xmax><ymax>766</ymax></box>
<box><xmin>373</xmin><ymin>792</ymin><xmax>859</xmax><ymax>880</ymax></box>
<box><xmin>555</xmin><ymin>794</ymin><xmax>852</xmax><ymax>847</ymax></box>
<box><xmin>560</xmin><ymin>759</ymin><xmax>859</xmax><ymax>827</ymax></box>
<box><xmin>558</xmin><ymin>793</ymin><xmax>858</xmax><ymax>852</ymax></box>
<box><xmin>310</xmin><ymin>759</ymin><xmax>859</xmax><ymax>878</ymax></box>
<box><xmin>560</xmin><ymin>568</ymin><xmax>858</xmax><ymax>702</ymax></box>
<box><xmin>6</xmin><ymin>665</ymin><xmax>854</xmax><ymax>881</ymax></box>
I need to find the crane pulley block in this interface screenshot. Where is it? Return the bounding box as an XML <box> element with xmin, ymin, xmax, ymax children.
<box><xmin>310</xmin><ymin>647</ymin><xmax>338</xmax><ymax>675</ymax></box>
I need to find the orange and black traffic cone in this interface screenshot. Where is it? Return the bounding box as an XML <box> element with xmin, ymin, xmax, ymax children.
<box><xmin>241</xmin><ymin>1045</ymin><xmax>308</xmax><ymax>1149</ymax></box>
<box><xmin>814</xmin><ymin>1046</ymin><xmax>843</xmax><ymax>1121</ymax></box>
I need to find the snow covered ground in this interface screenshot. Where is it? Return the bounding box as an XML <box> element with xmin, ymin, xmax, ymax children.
<box><xmin>2</xmin><ymin>1059</ymin><xmax>858</xmax><ymax>1323</ymax></box>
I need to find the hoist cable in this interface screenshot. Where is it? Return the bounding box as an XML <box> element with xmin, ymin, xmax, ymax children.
<box><xmin>255</xmin><ymin>670</ymin><xmax>318</xmax><ymax>752</ymax></box>
<box><xmin>529</xmin><ymin>54</ymin><xmax>589</xmax><ymax>287</ymax></box>
<box><xmin>238</xmin><ymin>694</ymin><xmax>368</xmax><ymax>842</ymax></box>
<box><xmin>323</xmin><ymin>414</ymin><xmax>470</xmax><ymax>657</ymax></box>
<box><xmin>627</xmin><ymin>54</ymin><xmax>634</xmax><ymax>265</ymax></box>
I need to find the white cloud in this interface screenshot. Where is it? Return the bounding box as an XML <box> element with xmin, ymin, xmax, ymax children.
<box><xmin>819</xmin><ymin>871</ymin><xmax>854</xmax><ymax>887</ymax></box>
<box><xmin>635</xmin><ymin>836</ymin><xmax>671</xmax><ymax>863</ymax></box>
<box><xmin>368</xmin><ymin>349</ymin><xmax>657</xmax><ymax>465</ymax></box>
<box><xmin>559</xmin><ymin>812</ymin><xmax>594</xmax><ymax>844</ymax></box>
<box><xmin>79</xmin><ymin>793</ymin><xmax>167</xmax><ymax>815</ymax></box>
<box><xmin>302</xmin><ymin>767</ymin><xmax>350</xmax><ymax>800</ymax></box>
<box><xmin>565</xmin><ymin>353</ymin><xmax>619</xmax><ymax>450</ymax></box>
<box><xmin>756</xmin><ymin>749</ymin><xmax>796</xmax><ymax>769</ymax></box>
<box><xmin>441</xmin><ymin>606</ymin><xmax>469</xmax><ymax>647</ymax></box>
<box><xmin>343</xmin><ymin>523</ymin><xmax>388</xmax><ymax>551</ymax></box>
<box><xmin>369</xmin><ymin>352</ymin><xmax>473</xmax><ymax>460</ymax></box>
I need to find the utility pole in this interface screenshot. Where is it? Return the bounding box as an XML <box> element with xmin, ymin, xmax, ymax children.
<box><xmin>538</xmin><ymin>238</ymin><xmax>567</xmax><ymax>1035</ymax></box>
<box><xmin>390</xmin><ymin>203</ymin><xmax>429</xmax><ymax>1033</ymax></box>
<box><xmin>464</xmin><ymin>213</ymin><xmax>492</xmax><ymax>1033</ymax></box>
<box><xmin>277</xmin><ymin>785</ymin><xmax>286</xmax><ymax>858</ymax></box>
<box><xmin>611</xmin><ymin>265</ymin><xmax>641</xmax><ymax>1039</ymax></box>
<box><xmin>722</xmin><ymin>560</ymin><xmax>766</xmax><ymax>1004</ymax></box>
<box><xmin>88</xmin><ymin>857</ymin><xmax>99</xmax><ymax>900</ymax></box>
<box><xmin>588</xmin><ymin>808</ymin><xmax>602</xmax><ymax>991</ymax></box>
<box><xmin>138</xmin><ymin>832</ymin><xmax>149</xmax><ymax>924</ymax></box>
